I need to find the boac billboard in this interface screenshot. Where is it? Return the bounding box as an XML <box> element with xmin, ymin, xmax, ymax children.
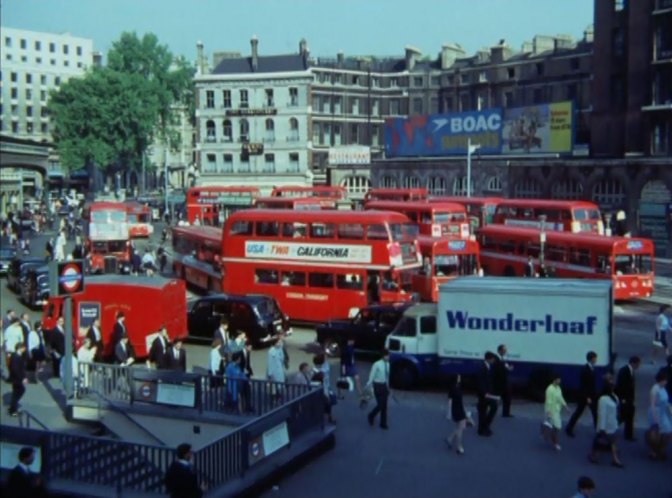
<box><xmin>385</xmin><ymin>101</ymin><xmax>574</xmax><ymax>157</ymax></box>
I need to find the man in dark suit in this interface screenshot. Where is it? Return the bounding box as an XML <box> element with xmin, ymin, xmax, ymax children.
<box><xmin>165</xmin><ymin>443</ymin><xmax>203</xmax><ymax>498</ymax></box>
<box><xmin>566</xmin><ymin>351</ymin><xmax>598</xmax><ymax>437</ymax></box>
<box><xmin>18</xmin><ymin>313</ymin><xmax>31</xmax><ymax>349</ymax></box>
<box><xmin>86</xmin><ymin>318</ymin><xmax>104</xmax><ymax>361</ymax></box>
<box><xmin>6</xmin><ymin>446</ymin><xmax>45</xmax><ymax>498</ymax></box>
<box><xmin>493</xmin><ymin>344</ymin><xmax>513</xmax><ymax>417</ymax></box>
<box><xmin>9</xmin><ymin>342</ymin><xmax>28</xmax><ymax>416</ymax></box>
<box><xmin>477</xmin><ymin>351</ymin><xmax>499</xmax><ymax>436</ymax></box>
<box><xmin>615</xmin><ymin>355</ymin><xmax>640</xmax><ymax>441</ymax></box>
<box><xmin>110</xmin><ymin>311</ymin><xmax>127</xmax><ymax>358</ymax></box>
<box><xmin>148</xmin><ymin>326</ymin><xmax>170</xmax><ymax>369</ymax></box>
<box><xmin>167</xmin><ymin>338</ymin><xmax>187</xmax><ymax>372</ymax></box>
<box><xmin>114</xmin><ymin>335</ymin><xmax>135</xmax><ymax>366</ymax></box>
<box><xmin>50</xmin><ymin>317</ymin><xmax>66</xmax><ymax>379</ymax></box>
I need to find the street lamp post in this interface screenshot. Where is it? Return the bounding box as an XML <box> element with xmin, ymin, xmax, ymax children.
<box><xmin>466</xmin><ymin>138</ymin><xmax>481</xmax><ymax>198</ymax></box>
<box><xmin>539</xmin><ymin>214</ymin><xmax>547</xmax><ymax>273</ymax></box>
<box><xmin>164</xmin><ymin>147</ymin><xmax>169</xmax><ymax>221</ymax></box>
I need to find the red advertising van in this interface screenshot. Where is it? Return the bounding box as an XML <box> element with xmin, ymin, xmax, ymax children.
<box><xmin>42</xmin><ymin>275</ymin><xmax>188</xmax><ymax>358</ymax></box>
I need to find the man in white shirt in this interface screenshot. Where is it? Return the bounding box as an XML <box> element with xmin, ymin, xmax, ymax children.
<box><xmin>365</xmin><ymin>349</ymin><xmax>391</xmax><ymax>429</ymax></box>
<box><xmin>4</xmin><ymin>319</ymin><xmax>23</xmax><ymax>364</ymax></box>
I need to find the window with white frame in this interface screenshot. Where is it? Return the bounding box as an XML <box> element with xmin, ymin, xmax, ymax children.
<box><xmin>452</xmin><ymin>176</ymin><xmax>473</xmax><ymax>196</ymax></box>
<box><xmin>380</xmin><ymin>176</ymin><xmax>397</xmax><ymax>188</ymax></box>
<box><xmin>222</xmin><ymin>154</ymin><xmax>233</xmax><ymax>172</ymax></box>
<box><xmin>222</xmin><ymin>90</ymin><xmax>231</xmax><ymax>108</ymax></box>
<box><xmin>403</xmin><ymin>176</ymin><xmax>421</xmax><ymax>189</ymax></box>
<box><xmin>240</xmin><ymin>89</ymin><xmax>249</xmax><ymax>108</ymax></box>
<box><xmin>513</xmin><ymin>178</ymin><xmax>542</xmax><ymax>198</ymax></box>
<box><xmin>204</xmin><ymin>153</ymin><xmax>216</xmax><ymax>173</ymax></box>
<box><xmin>205</xmin><ymin>120</ymin><xmax>216</xmax><ymax>142</ymax></box>
<box><xmin>428</xmin><ymin>176</ymin><xmax>447</xmax><ymax>195</ymax></box>
<box><xmin>289</xmin><ymin>87</ymin><xmax>298</xmax><ymax>106</ymax></box>
<box><xmin>239</xmin><ymin>153</ymin><xmax>250</xmax><ymax>172</ymax></box>
<box><xmin>487</xmin><ymin>176</ymin><xmax>503</xmax><ymax>192</ymax></box>
<box><xmin>592</xmin><ymin>178</ymin><xmax>625</xmax><ymax>207</ymax></box>
<box><xmin>205</xmin><ymin>90</ymin><xmax>214</xmax><ymax>109</ymax></box>
<box><xmin>265</xmin><ymin>89</ymin><xmax>274</xmax><ymax>107</ymax></box>
<box><xmin>264</xmin><ymin>119</ymin><xmax>275</xmax><ymax>142</ymax></box>
<box><xmin>239</xmin><ymin>119</ymin><xmax>249</xmax><ymax>142</ymax></box>
<box><xmin>288</xmin><ymin>118</ymin><xmax>299</xmax><ymax>141</ymax></box>
<box><xmin>288</xmin><ymin>152</ymin><xmax>300</xmax><ymax>172</ymax></box>
<box><xmin>551</xmin><ymin>179</ymin><xmax>583</xmax><ymax>200</ymax></box>
<box><xmin>222</xmin><ymin>119</ymin><xmax>232</xmax><ymax>141</ymax></box>
<box><xmin>264</xmin><ymin>153</ymin><xmax>275</xmax><ymax>173</ymax></box>
<box><xmin>341</xmin><ymin>175</ymin><xmax>371</xmax><ymax>194</ymax></box>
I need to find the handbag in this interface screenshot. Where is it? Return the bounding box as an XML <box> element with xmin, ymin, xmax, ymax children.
<box><xmin>328</xmin><ymin>390</ymin><xmax>338</xmax><ymax>406</ymax></box>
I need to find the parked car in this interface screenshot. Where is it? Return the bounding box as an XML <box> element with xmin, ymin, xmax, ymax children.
<box><xmin>21</xmin><ymin>265</ymin><xmax>50</xmax><ymax>309</ymax></box>
<box><xmin>0</xmin><ymin>246</ymin><xmax>18</xmax><ymax>275</ymax></box>
<box><xmin>7</xmin><ymin>256</ymin><xmax>45</xmax><ymax>292</ymax></box>
<box><xmin>187</xmin><ymin>293</ymin><xmax>290</xmax><ymax>347</ymax></box>
<box><xmin>315</xmin><ymin>302</ymin><xmax>413</xmax><ymax>356</ymax></box>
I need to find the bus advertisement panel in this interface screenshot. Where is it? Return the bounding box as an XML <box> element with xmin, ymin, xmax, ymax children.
<box><xmin>221</xmin><ymin>210</ymin><xmax>421</xmax><ymax>321</ymax></box>
<box><xmin>385</xmin><ymin>102</ymin><xmax>574</xmax><ymax>157</ymax></box>
<box><xmin>477</xmin><ymin>225</ymin><xmax>655</xmax><ymax>300</ymax></box>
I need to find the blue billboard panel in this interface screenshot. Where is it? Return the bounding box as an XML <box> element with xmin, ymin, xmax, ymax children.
<box><xmin>385</xmin><ymin>110</ymin><xmax>503</xmax><ymax>157</ymax></box>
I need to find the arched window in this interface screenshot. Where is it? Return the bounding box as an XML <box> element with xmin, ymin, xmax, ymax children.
<box><xmin>486</xmin><ymin>175</ymin><xmax>503</xmax><ymax>192</ymax></box>
<box><xmin>513</xmin><ymin>178</ymin><xmax>542</xmax><ymax>198</ymax></box>
<box><xmin>380</xmin><ymin>176</ymin><xmax>397</xmax><ymax>188</ymax></box>
<box><xmin>452</xmin><ymin>176</ymin><xmax>472</xmax><ymax>196</ymax></box>
<box><xmin>403</xmin><ymin>176</ymin><xmax>421</xmax><ymax>188</ymax></box>
<box><xmin>288</xmin><ymin>118</ymin><xmax>299</xmax><ymax>141</ymax></box>
<box><xmin>205</xmin><ymin>120</ymin><xmax>215</xmax><ymax>142</ymax></box>
<box><xmin>265</xmin><ymin>118</ymin><xmax>275</xmax><ymax>142</ymax></box>
<box><xmin>592</xmin><ymin>178</ymin><xmax>625</xmax><ymax>207</ymax></box>
<box><xmin>428</xmin><ymin>176</ymin><xmax>447</xmax><ymax>195</ymax></box>
<box><xmin>551</xmin><ymin>179</ymin><xmax>583</xmax><ymax>200</ymax></box>
<box><xmin>340</xmin><ymin>175</ymin><xmax>371</xmax><ymax>194</ymax></box>
<box><xmin>239</xmin><ymin>119</ymin><xmax>249</xmax><ymax>142</ymax></box>
<box><xmin>222</xmin><ymin>119</ymin><xmax>232</xmax><ymax>142</ymax></box>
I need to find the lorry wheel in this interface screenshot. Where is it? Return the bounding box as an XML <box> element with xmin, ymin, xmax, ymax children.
<box><xmin>391</xmin><ymin>363</ymin><xmax>417</xmax><ymax>390</ymax></box>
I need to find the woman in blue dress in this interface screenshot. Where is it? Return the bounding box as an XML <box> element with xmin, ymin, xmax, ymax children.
<box><xmin>647</xmin><ymin>369</ymin><xmax>671</xmax><ymax>460</ymax></box>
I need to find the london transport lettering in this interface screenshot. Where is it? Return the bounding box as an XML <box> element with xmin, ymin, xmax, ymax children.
<box><xmin>445</xmin><ymin>310</ymin><xmax>598</xmax><ymax>335</ymax></box>
<box><xmin>245</xmin><ymin>241</ymin><xmax>372</xmax><ymax>264</ymax></box>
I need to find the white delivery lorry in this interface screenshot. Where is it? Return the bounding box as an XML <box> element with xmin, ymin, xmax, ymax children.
<box><xmin>386</xmin><ymin>277</ymin><xmax>613</xmax><ymax>391</ymax></box>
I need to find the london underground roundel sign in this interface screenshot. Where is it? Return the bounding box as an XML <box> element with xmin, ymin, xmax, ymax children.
<box><xmin>57</xmin><ymin>260</ymin><xmax>85</xmax><ymax>296</ymax></box>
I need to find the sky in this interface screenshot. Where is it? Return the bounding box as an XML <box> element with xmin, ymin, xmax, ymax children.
<box><xmin>2</xmin><ymin>0</ymin><xmax>594</xmax><ymax>62</ymax></box>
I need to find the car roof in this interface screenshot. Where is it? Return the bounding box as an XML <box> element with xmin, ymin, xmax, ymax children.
<box><xmin>362</xmin><ymin>302</ymin><xmax>413</xmax><ymax>313</ymax></box>
<box><xmin>14</xmin><ymin>256</ymin><xmax>45</xmax><ymax>264</ymax></box>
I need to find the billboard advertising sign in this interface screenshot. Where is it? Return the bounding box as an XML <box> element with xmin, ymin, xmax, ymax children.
<box><xmin>385</xmin><ymin>110</ymin><xmax>502</xmax><ymax>157</ymax></box>
<box><xmin>384</xmin><ymin>102</ymin><xmax>574</xmax><ymax>157</ymax></box>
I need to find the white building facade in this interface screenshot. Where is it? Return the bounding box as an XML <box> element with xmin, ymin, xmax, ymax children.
<box><xmin>193</xmin><ymin>38</ymin><xmax>313</xmax><ymax>193</ymax></box>
<box><xmin>0</xmin><ymin>26</ymin><xmax>94</xmax><ymax>141</ymax></box>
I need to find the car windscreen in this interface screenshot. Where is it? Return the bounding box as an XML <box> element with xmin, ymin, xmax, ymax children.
<box><xmin>253</xmin><ymin>298</ymin><xmax>281</xmax><ymax>320</ymax></box>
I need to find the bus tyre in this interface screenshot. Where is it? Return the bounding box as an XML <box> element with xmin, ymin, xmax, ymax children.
<box><xmin>391</xmin><ymin>363</ymin><xmax>417</xmax><ymax>390</ymax></box>
<box><xmin>528</xmin><ymin>369</ymin><xmax>553</xmax><ymax>402</ymax></box>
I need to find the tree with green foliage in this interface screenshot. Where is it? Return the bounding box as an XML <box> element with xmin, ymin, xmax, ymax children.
<box><xmin>49</xmin><ymin>31</ymin><xmax>194</xmax><ymax>185</ymax></box>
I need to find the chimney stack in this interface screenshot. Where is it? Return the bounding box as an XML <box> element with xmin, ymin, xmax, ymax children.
<box><xmin>337</xmin><ymin>50</ymin><xmax>344</xmax><ymax>66</ymax></box>
<box><xmin>251</xmin><ymin>35</ymin><xmax>259</xmax><ymax>71</ymax></box>
<box><xmin>299</xmin><ymin>38</ymin><xmax>308</xmax><ymax>56</ymax></box>
<box><xmin>196</xmin><ymin>41</ymin><xmax>205</xmax><ymax>75</ymax></box>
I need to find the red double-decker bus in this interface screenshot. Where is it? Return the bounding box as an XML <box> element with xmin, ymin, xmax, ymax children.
<box><xmin>171</xmin><ymin>226</ymin><xmax>223</xmax><ymax>292</ymax></box>
<box><xmin>270</xmin><ymin>185</ymin><xmax>347</xmax><ymax>199</ymax></box>
<box><xmin>87</xmin><ymin>202</ymin><xmax>131</xmax><ymax>274</ymax></box>
<box><xmin>125</xmin><ymin>202</ymin><xmax>154</xmax><ymax>238</ymax></box>
<box><xmin>364</xmin><ymin>201</ymin><xmax>470</xmax><ymax>239</ymax></box>
<box><xmin>412</xmin><ymin>236</ymin><xmax>481</xmax><ymax>302</ymax></box>
<box><xmin>492</xmin><ymin>199</ymin><xmax>604</xmax><ymax>234</ymax></box>
<box><xmin>220</xmin><ymin>210</ymin><xmax>421</xmax><ymax>321</ymax></box>
<box><xmin>364</xmin><ymin>188</ymin><xmax>429</xmax><ymax>202</ymax></box>
<box><xmin>255</xmin><ymin>196</ymin><xmax>332</xmax><ymax>210</ymax></box>
<box><xmin>477</xmin><ymin>225</ymin><xmax>655</xmax><ymax>300</ymax></box>
<box><xmin>186</xmin><ymin>186</ymin><xmax>260</xmax><ymax>226</ymax></box>
<box><xmin>430</xmin><ymin>196</ymin><xmax>502</xmax><ymax>230</ymax></box>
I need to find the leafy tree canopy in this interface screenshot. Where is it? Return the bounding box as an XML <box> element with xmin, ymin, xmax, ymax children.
<box><xmin>49</xmin><ymin>31</ymin><xmax>194</xmax><ymax>172</ymax></box>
